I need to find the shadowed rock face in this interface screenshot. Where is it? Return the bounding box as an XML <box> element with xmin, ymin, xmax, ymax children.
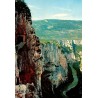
<box><xmin>15</xmin><ymin>0</ymin><xmax>42</xmax><ymax>98</ymax></box>
<box><xmin>15</xmin><ymin>0</ymin><xmax>31</xmax><ymax>22</ymax></box>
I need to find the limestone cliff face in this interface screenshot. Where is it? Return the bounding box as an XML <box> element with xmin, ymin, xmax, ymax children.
<box><xmin>40</xmin><ymin>40</ymin><xmax>82</xmax><ymax>98</ymax></box>
<box><xmin>41</xmin><ymin>40</ymin><xmax>82</xmax><ymax>68</ymax></box>
<box><xmin>15</xmin><ymin>0</ymin><xmax>42</xmax><ymax>98</ymax></box>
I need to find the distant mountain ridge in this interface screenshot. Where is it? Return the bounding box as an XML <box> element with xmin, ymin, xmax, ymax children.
<box><xmin>33</xmin><ymin>19</ymin><xmax>82</xmax><ymax>40</ymax></box>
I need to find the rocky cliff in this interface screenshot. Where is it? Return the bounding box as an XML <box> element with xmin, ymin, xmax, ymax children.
<box><xmin>40</xmin><ymin>40</ymin><xmax>82</xmax><ymax>98</ymax></box>
<box><xmin>15</xmin><ymin>1</ymin><xmax>82</xmax><ymax>98</ymax></box>
<box><xmin>15</xmin><ymin>0</ymin><xmax>42</xmax><ymax>98</ymax></box>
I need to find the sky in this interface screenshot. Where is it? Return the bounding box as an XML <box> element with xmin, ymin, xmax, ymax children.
<box><xmin>25</xmin><ymin>0</ymin><xmax>82</xmax><ymax>20</ymax></box>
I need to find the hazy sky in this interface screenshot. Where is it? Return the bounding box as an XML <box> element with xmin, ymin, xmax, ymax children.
<box><xmin>25</xmin><ymin>0</ymin><xmax>82</xmax><ymax>20</ymax></box>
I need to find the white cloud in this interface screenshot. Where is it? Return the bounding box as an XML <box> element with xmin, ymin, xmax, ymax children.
<box><xmin>31</xmin><ymin>12</ymin><xmax>81</xmax><ymax>21</ymax></box>
<box><xmin>53</xmin><ymin>7</ymin><xmax>71</xmax><ymax>12</ymax></box>
<box><xmin>48</xmin><ymin>13</ymin><xmax>81</xmax><ymax>20</ymax></box>
<box><xmin>28</xmin><ymin>4</ymin><xmax>41</xmax><ymax>10</ymax></box>
<box><xmin>49</xmin><ymin>13</ymin><xmax>70</xmax><ymax>20</ymax></box>
<box><xmin>52</xmin><ymin>13</ymin><xmax>68</xmax><ymax>18</ymax></box>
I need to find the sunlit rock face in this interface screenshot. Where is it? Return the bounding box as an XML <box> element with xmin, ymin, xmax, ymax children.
<box><xmin>41</xmin><ymin>43</ymin><xmax>68</xmax><ymax>68</ymax></box>
<box><xmin>40</xmin><ymin>40</ymin><xmax>82</xmax><ymax>98</ymax></box>
<box><xmin>40</xmin><ymin>42</ymin><xmax>68</xmax><ymax>98</ymax></box>
<box><xmin>41</xmin><ymin>42</ymin><xmax>68</xmax><ymax>87</ymax></box>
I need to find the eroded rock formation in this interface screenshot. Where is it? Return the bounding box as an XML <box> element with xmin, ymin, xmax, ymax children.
<box><xmin>15</xmin><ymin>0</ymin><xmax>42</xmax><ymax>98</ymax></box>
<box><xmin>15</xmin><ymin>1</ymin><xmax>82</xmax><ymax>98</ymax></box>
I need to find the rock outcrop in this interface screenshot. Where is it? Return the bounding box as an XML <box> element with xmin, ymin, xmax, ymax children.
<box><xmin>40</xmin><ymin>40</ymin><xmax>82</xmax><ymax>98</ymax></box>
<box><xmin>15</xmin><ymin>0</ymin><xmax>42</xmax><ymax>98</ymax></box>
